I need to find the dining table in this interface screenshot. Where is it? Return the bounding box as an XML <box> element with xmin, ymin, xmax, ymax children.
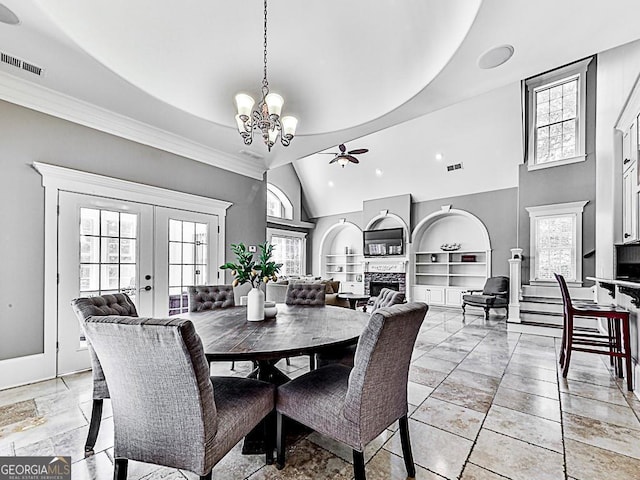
<box><xmin>179</xmin><ymin>303</ymin><xmax>369</xmax><ymax>453</ymax></box>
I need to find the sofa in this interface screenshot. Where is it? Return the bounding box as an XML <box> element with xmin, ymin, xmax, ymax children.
<box><xmin>266</xmin><ymin>279</ymin><xmax>350</xmax><ymax>308</ymax></box>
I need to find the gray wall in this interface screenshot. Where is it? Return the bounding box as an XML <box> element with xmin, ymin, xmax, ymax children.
<box><xmin>412</xmin><ymin>188</ymin><xmax>518</xmax><ymax>277</ymax></box>
<box><xmin>518</xmin><ymin>59</ymin><xmax>597</xmax><ymax>284</ymax></box>
<box><xmin>363</xmin><ymin>194</ymin><xmax>411</xmax><ymax>229</ymax></box>
<box><xmin>0</xmin><ymin>100</ymin><xmax>266</xmax><ymax>361</ymax></box>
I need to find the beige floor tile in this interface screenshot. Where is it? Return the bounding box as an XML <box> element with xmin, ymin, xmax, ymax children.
<box><xmin>446</xmin><ymin>369</ymin><xmax>501</xmax><ymax>394</ymax></box>
<box><xmin>562</xmin><ymin>365</ymin><xmax>620</xmax><ymax>388</ymax></box>
<box><xmin>70</xmin><ymin>451</ymin><xmax>114</xmax><ymax>480</ymax></box>
<box><xmin>411</xmin><ymin>397</ymin><xmax>485</xmax><ymax>440</ymax></box>
<box><xmin>504</xmin><ymin>362</ymin><xmax>559</xmax><ymax>383</ymax></box>
<box><xmin>456</xmin><ymin>359</ymin><xmax>506</xmax><ymax>379</ymax></box>
<box><xmin>563</xmin><ymin>412</ymin><xmax>640</xmax><ymax>460</ymax></box>
<box><xmin>565</xmin><ymin>438</ymin><xmax>640</xmax><ymax>480</ymax></box>
<box><xmin>0</xmin><ymin>378</ymin><xmax>69</xmax><ymax>408</ymax></box>
<box><xmin>407</xmin><ymin>381</ymin><xmax>434</xmax><ymax>406</ymax></box>
<box><xmin>364</xmin><ymin>449</ymin><xmax>445</xmax><ymax>479</ymax></box>
<box><xmin>509</xmin><ymin>353</ymin><xmax>558</xmax><ymax>371</ymax></box>
<box><xmin>460</xmin><ymin>462</ymin><xmax>510</xmax><ymax>480</ymax></box>
<box><xmin>423</xmin><ymin>345</ymin><xmax>470</xmax><ymax>363</ymax></box>
<box><xmin>560</xmin><ymin>393</ymin><xmax>640</xmax><ymax>430</ymax></box>
<box><xmin>0</xmin><ymin>400</ymin><xmax>37</xmax><ymax>428</ymax></box>
<box><xmin>499</xmin><ymin>373</ymin><xmax>559</xmax><ymax>400</ymax></box>
<box><xmin>247</xmin><ymin>439</ymin><xmax>352</xmax><ymax>480</ymax></box>
<box><xmin>306</xmin><ymin>429</ymin><xmax>392</xmax><ymax>464</ymax></box>
<box><xmin>413</xmin><ymin>355</ymin><xmax>459</xmax><ymax>374</ymax></box>
<box><xmin>483</xmin><ymin>405</ymin><xmax>563</xmax><ymax>453</ymax></box>
<box><xmin>431</xmin><ymin>380</ymin><xmax>494</xmax><ymax>414</ymax></box>
<box><xmin>36</xmin><ymin>390</ymin><xmax>91</xmax><ymax>416</ymax></box>
<box><xmin>409</xmin><ymin>364</ymin><xmax>449</xmax><ymax>388</ymax></box>
<box><xmin>559</xmin><ymin>378</ymin><xmax>629</xmax><ymax>406</ymax></box>
<box><xmin>384</xmin><ymin>418</ymin><xmax>473</xmax><ymax>479</ymax></box>
<box><xmin>469</xmin><ymin>429</ymin><xmax>564</xmax><ymax>480</ymax></box>
<box><xmin>492</xmin><ymin>387</ymin><xmax>561</xmax><ymax>422</ymax></box>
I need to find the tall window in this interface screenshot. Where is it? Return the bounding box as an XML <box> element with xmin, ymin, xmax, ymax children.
<box><xmin>266</xmin><ymin>183</ymin><xmax>293</xmax><ymax>220</ymax></box>
<box><xmin>525</xmin><ymin>58</ymin><xmax>591</xmax><ymax>170</ymax></box>
<box><xmin>267</xmin><ymin>228</ymin><xmax>306</xmax><ymax>276</ymax></box>
<box><xmin>527</xmin><ymin>201</ymin><xmax>588</xmax><ymax>284</ymax></box>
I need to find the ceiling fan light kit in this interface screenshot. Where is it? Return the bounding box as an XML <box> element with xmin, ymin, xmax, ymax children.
<box><xmin>234</xmin><ymin>0</ymin><xmax>298</xmax><ymax>151</ymax></box>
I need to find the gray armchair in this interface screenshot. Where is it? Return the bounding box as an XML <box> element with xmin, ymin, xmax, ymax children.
<box><xmin>83</xmin><ymin>315</ymin><xmax>275</xmax><ymax>480</ymax></box>
<box><xmin>461</xmin><ymin>276</ymin><xmax>509</xmax><ymax>319</ymax></box>
<box><xmin>70</xmin><ymin>293</ymin><xmax>138</xmax><ymax>456</ymax></box>
<box><xmin>188</xmin><ymin>285</ymin><xmax>235</xmax><ymax>312</ymax></box>
<box><xmin>276</xmin><ymin>302</ymin><xmax>428</xmax><ymax>480</ymax></box>
<box><xmin>316</xmin><ymin>287</ymin><xmax>406</xmax><ymax>368</ymax></box>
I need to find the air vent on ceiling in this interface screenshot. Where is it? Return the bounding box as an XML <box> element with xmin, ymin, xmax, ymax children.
<box><xmin>446</xmin><ymin>162</ymin><xmax>463</xmax><ymax>172</ymax></box>
<box><xmin>0</xmin><ymin>51</ymin><xmax>44</xmax><ymax>77</ymax></box>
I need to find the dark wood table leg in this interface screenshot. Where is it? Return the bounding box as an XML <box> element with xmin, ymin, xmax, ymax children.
<box><xmin>242</xmin><ymin>360</ymin><xmax>290</xmax><ymax>455</ymax></box>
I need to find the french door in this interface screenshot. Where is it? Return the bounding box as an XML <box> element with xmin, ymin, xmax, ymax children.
<box><xmin>57</xmin><ymin>193</ymin><xmax>219</xmax><ymax>375</ymax></box>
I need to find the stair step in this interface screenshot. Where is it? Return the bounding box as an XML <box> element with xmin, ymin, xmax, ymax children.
<box><xmin>522</xmin><ymin>296</ymin><xmax>563</xmax><ymax>304</ymax></box>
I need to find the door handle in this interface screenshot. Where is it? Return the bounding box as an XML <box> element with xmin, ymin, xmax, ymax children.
<box><xmin>141</xmin><ymin>285</ymin><xmax>152</xmax><ymax>291</ymax></box>
<box><xmin>625</xmin><ymin>233</ymin><xmax>631</xmax><ymax>238</ymax></box>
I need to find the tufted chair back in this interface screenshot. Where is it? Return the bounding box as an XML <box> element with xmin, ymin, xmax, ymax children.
<box><xmin>285</xmin><ymin>282</ymin><xmax>326</xmax><ymax>306</ymax></box>
<box><xmin>188</xmin><ymin>285</ymin><xmax>235</xmax><ymax>312</ymax></box>
<box><xmin>71</xmin><ymin>293</ymin><xmax>139</xmax><ymax>400</ymax></box>
<box><xmin>370</xmin><ymin>288</ymin><xmax>405</xmax><ymax>313</ymax></box>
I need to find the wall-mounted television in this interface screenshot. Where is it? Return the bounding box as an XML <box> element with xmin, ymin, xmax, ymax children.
<box><xmin>363</xmin><ymin>227</ymin><xmax>404</xmax><ymax>256</ymax></box>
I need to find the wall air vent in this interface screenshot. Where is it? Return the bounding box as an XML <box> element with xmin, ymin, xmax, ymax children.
<box><xmin>446</xmin><ymin>162</ymin><xmax>463</xmax><ymax>172</ymax></box>
<box><xmin>0</xmin><ymin>51</ymin><xmax>44</xmax><ymax>77</ymax></box>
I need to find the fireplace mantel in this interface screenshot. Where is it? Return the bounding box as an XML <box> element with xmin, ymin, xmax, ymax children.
<box><xmin>364</xmin><ymin>257</ymin><xmax>408</xmax><ymax>273</ymax></box>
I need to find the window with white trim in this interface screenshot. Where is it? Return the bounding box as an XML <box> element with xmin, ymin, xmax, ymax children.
<box><xmin>267</xmin><ymin>228</ymin><xmax>306</xmax><ymax>276</ymax></box>
<box><xmin>525</xmin><ymin>58</ymin><xmax>591</xmax><ymax>170</ymax></box>
<box><xmin>266</xmin><ymin>183</ymin><xmax>293</xmax><ymax>220</ymax></box>
<box><xmin>526</xmin><ymin>201</ymin><xmax>588</xmax><ymax>284</ymax></box>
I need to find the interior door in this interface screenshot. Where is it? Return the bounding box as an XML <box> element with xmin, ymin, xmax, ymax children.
<box><xmin>153</xmin><ymin>207</ymin><xmax>220</xmax><ymax>316</ymax></box>
<box><xmin>57</xmin><ymin>192</ymin><xmax>154</xmax><ymax>374</ymax></box>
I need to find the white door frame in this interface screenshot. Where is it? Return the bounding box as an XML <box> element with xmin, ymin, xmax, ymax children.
<box><xmin>0</xmin><ymin>162</ymin><xmax>231</xmax><ymax>390</ymax></box>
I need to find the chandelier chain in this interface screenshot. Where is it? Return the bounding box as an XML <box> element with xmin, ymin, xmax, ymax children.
<box><xmin>262</xmin><ymin>0</ymin><xmax>268</xmax><ymax>90</ymax></box>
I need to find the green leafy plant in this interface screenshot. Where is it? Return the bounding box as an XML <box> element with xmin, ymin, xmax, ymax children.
<box><xmin>220</xmin><ymin>241</ymin><xmax>282</xmax><ymax>288</ymax></box>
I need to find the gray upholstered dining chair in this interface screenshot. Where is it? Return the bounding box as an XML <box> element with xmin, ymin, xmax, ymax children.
<box><xmin>284</xmin><ymin>282</ymin><xmax>325</xmax><ymax>370</ymax></box>
<box><xmin>83</xmin><ymin>315</ymin><xmax>275</xmax><ymax>480</ymax></box>
<box><xmin>315</xmin><ymin>287</ymin><xmax>406</xmax><ymax>368</ymax></box>
<box><xmin>70</xmin><ymin>293</ymin><xmax>138</xmax><ymax>456</ymax></box>
<box><xmin>276</xmin><ymin>302</ymin><xmax>428</xmax><ymax>480</ymax></box>
<box><xmin>285</xmin><ymin>282</ymin><xmax>326</xmax><ymax>306</ymax></box>
<box><xmin>188</xmin><ymin>285</ymin><xmax>235</xmax><ymax>312</ymax></box>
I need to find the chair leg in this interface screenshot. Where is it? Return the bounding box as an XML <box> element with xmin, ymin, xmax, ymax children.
<box><xmin>505</xmin><ymin>306</ymin><xmax>509</xmax><ymax>318</ymax></box>
<box><xmin>352</xmin><ymin>450</ymin><xmax>366</xmax><ymax>480</ymax></box>
<box><xmin>399</xmin><ymin>414</ymin><xmax>416</xmax><ymax>478</ymax></box>
<box><xmin>84</xmin><ymin>399</ymin><xmax>103</xmax><ymax>456</ymax></box>
<box><xmin>114</xmin><ymin>458</ymin><xmax>128</xmax><ymax>480</ymax></box>
<box><xmin>615</xmin><ymin>320</ymin><xmax>623</xmax><ymax>378</ymax></box>
<box><xmin>559</xmin><ymin>311</ymin><xmax>567</xmax><ymax>367</ymax></box>
<box><xmin>199</xmin><ymin>473</ymin><xmax>212</xmax><ymax>480</ymax></box>
<box><xmin>286</xmin><ymin>357</ymin><xmax>291</xmax><ymax>366</ymax></box>
<box><xmin>484</xmin><ymin>307</ymin><xmax>490</xmax><ymax>320</ymax></box>
<box><xmin>461</xmin><ymin>303</ymin><xmax>466</xmax><ymax>315</ymax></box>
<box><xmin>562</xmin><ymin>314</ymin><xmax>574</xmax><ymax>378</ymax></box>
<box><xmin>309</xmin><ymin>354</ymin><xmax>316</xmax><ymax>371</ymax></box>
<box><xmin>623</xmin><ymin>317</ymin><xmax>633</xmax><ymax>392</ymax></box>
<box><xmin>276</xmin><ymin>412</ymin><xmax>286</xmax><ymax>469</ymax></box>
<box><xmin>230</xmin><ymin>360</ymin><xmax>235</xmax><ymax>370</ymax></box>
<box><xmin>264</xmin><ymin>411</ymin><xmax>275</xmax><ymax>465</ymax></box>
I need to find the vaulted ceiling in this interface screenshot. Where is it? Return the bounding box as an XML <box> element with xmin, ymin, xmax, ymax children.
<box><xmin>1</xmin><ymin>0</ymin><xmax>640</xmax><ymax>217</ymax></box>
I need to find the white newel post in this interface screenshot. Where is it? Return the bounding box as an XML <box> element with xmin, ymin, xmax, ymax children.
<box><xmin>508</xmin><ymin>248</ymin><xmax>523</xmax><ymax>323</ymax></box>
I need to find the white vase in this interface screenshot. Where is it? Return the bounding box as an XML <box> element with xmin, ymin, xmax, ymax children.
<box><xmin>247</xmin><ymin>287</ymin><xmax>265</xmax><ymax>321</ymax></box>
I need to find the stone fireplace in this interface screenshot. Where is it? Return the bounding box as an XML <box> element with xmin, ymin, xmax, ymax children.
<box><xmin>364</xmin><ymin>263</ymin><xmax>406</xmax><ymax>296</ymax></box>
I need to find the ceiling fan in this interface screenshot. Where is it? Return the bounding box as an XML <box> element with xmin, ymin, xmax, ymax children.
<box><xmin>321</xmin><ymin>143</ymin><xmax>369</xmax><ymax>167</ymax></box>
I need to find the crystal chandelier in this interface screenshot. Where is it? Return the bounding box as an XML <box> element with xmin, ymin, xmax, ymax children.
<box><xmin>234</xmin><ymin>0</ymin><xmax>298</xmax><ymax>151</ymax></box>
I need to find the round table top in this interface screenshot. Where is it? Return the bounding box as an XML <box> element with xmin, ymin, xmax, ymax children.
<box><xmin>180</xmin><ymin>304</ymin><xmax>369</xmax><ymax>362</ymax></box>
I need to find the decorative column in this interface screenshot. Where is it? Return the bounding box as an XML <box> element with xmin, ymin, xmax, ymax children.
<box><xmin>508</xmin><ymin>248</ymin><xmax>523</xmax><ymax>323</ymax></box>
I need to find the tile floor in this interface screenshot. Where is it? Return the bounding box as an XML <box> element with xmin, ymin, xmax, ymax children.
<box><xmin>1</xmin><ymin>308</ymin><xmax>640</xmax><ymax>479</ymax></box>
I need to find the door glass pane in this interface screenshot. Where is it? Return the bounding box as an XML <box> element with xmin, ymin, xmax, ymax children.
<box><xmin>168</xmin><ymin>220</ymin><xmax>208</xmax><ymax>315</ymax></box>
<box><xmin>80</xmin><ymin>208</ymin><xmax>139</xmax><ymax>301</ymax></box>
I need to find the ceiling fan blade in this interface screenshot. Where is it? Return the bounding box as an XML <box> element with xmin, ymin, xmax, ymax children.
<box><xmin>347</xmin><ymin>148</ymin><xmax>368</xmax><ymax>155</ymax></box>
<box><xmin>319</xmin><ymin>152</ymin><xmax>339</xmax><ymax>155</ymax></box>
<box><xmin>345</xmin><ymin>155</ymin><xmax>359</xmax><ymax>164</ymax></box>
<box><xmin>329</xmin><ymin>157</ymin><xmax>339</xmax><ymax>164</ymax></box>
<box><xmin>338</xmin><ymin>144</ymin><xmax>346</xmax><ymax>153</ymax></box>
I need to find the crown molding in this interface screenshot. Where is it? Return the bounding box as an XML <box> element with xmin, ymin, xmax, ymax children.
<box><xmin>0</xmin><ymin>70</ymin><xmax>266</xmax><ymax>180</ymax></box>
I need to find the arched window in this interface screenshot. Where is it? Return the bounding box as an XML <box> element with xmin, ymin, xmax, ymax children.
<box><xmin>266</xmin><ymin>183</ymin><xmax>293</xmax><ymax>220</ymax></box>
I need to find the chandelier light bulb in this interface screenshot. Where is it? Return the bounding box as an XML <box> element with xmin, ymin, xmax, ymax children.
<box><xmin>265</xmin><ymin>93</ymin><xmax>284</xmax><ymax>117</ymax></box>
<box><xmin>235</xmin><ymin>94</ymin><xmax>255</xmax><ymax>118</ymax></box>
<box><xmin>281</xmin><ymin>116</ymin><xmax>298</xmax><ymax>136</ymax></box>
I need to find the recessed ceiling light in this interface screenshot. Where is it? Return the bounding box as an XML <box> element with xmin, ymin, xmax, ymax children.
<box><xmin>435</xmin><ymin>153</ymin><xmax>443</xmax><ymax>161</ymax></box>
<box><xmin>477</xmin><ymin>44</ymin><xmax>514</xmax><ymax>69</ymax></box>
<box><xmin>375</xmin><ymin>168</ymin><xmax>383</xmax><ymax>177</ymax></box>
<box><xmin>328</xmin><ymin>181</ymin><xmax>334</xmax><ymax>187</ymax></box>
<box><xmin>0</xmin><ymin>4</ymin><xmax>19</xmax><ymax>25</ymax></box>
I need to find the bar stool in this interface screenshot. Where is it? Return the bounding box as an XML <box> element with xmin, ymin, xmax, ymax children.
<box><xmin>554</xmin><ymin>273</ymin><xmax>633</xmax><ymax>391</ymax></box>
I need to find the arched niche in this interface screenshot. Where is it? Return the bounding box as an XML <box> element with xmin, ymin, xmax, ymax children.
<box><xmin>412</xmin><ymin>207</ymin><xmax>491</xmax><ymax>253</ymax></box>
<box><xmin>318</xmin><ymin>221</ymin><xmax>364</xmax><ymax>281</ymax></box>
<box><xmin>364</xmin><ymin>212</ymin><xmax>410</xmax><ymax>249</ymax></box>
